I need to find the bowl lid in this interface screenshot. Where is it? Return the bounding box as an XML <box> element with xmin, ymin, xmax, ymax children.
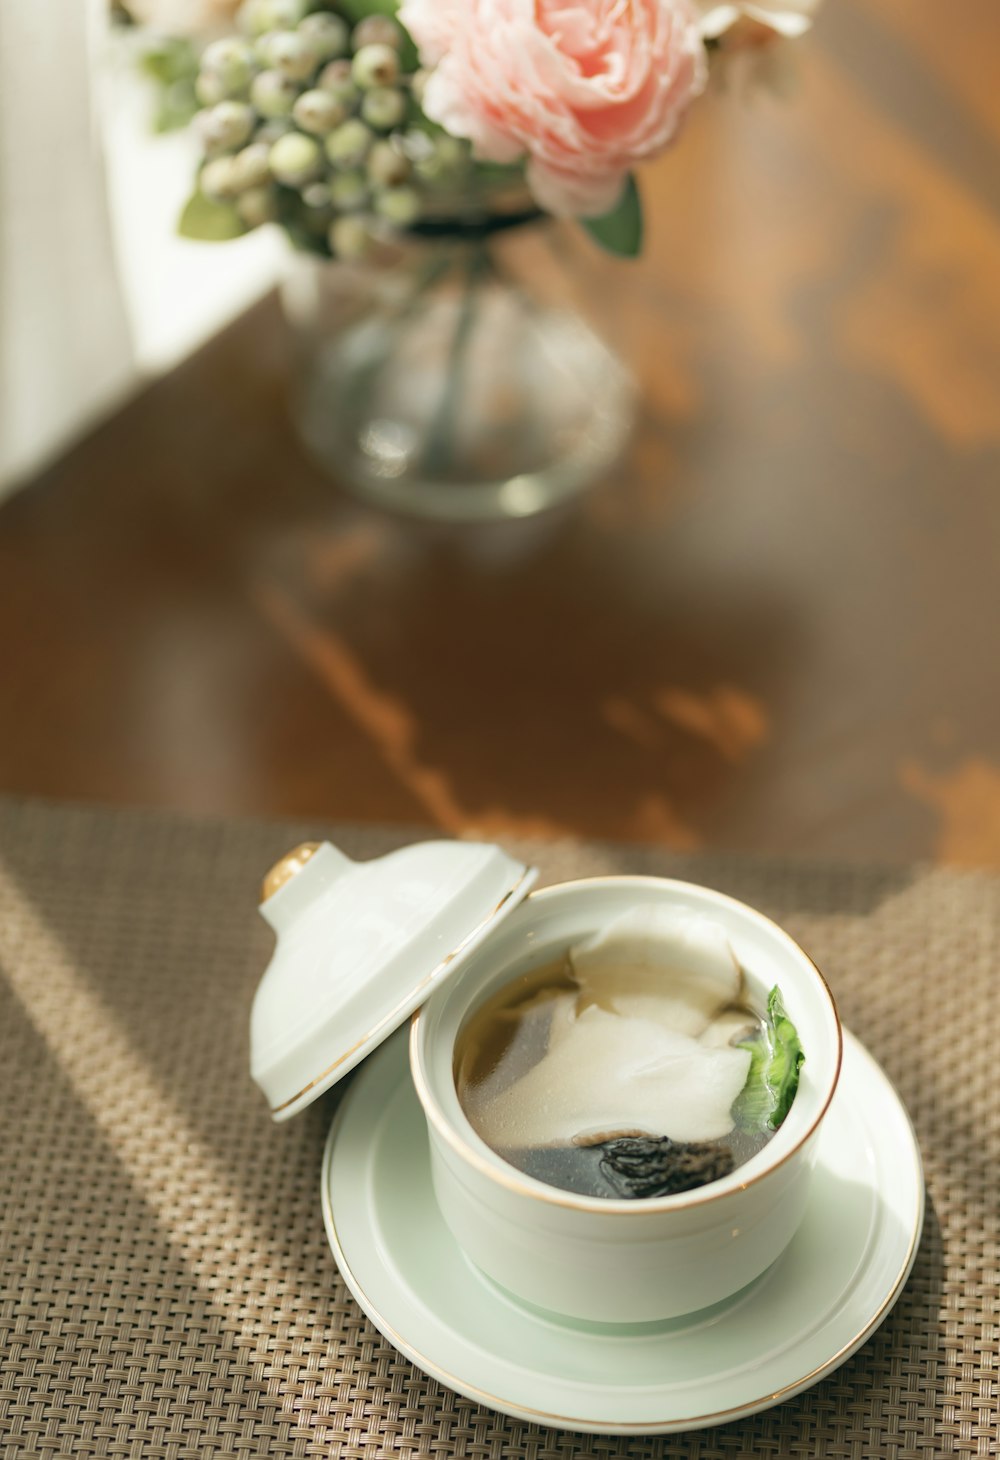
<box><xmin>251</xmin><ymin>838</ymin><xmax>537</xmax><ymax>1120</ymax></box>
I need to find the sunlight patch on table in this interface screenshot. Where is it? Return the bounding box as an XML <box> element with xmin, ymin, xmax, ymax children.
<box><xmin>900</xmin><ymin>756</ymin><xmax>1000</xmax><ymax>866</ymax></box>
<box><xmin>0</xmin><ymin>863</ymin><xmax>267</xmax><ymax>1331</ymax></box>
<box><xmin>655</xmin><ymin>685</ymin><xmax>770</xmax><ymax>765</ymax></box>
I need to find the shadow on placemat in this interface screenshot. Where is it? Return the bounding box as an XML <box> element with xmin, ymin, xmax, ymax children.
<box><xmin>0</xmin><ymin>797</ymin><xmax>994</xmax><ymax>1459</ymax></box>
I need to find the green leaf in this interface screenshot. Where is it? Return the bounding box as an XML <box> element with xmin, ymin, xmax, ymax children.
<box><xmin>732</xmin><ymin>986</ymin><xmax>804</xmax><ymax>1134</ymax></box>
<box><xmin>335</xmin><ymin>0</ymin><xmax>419</xmax><ymax>69</ymax></box>
<box><xmin>581</xmin><ymin>174</ymin><xmax>643</xmax><ymax>258</ymax></box>
<box><xmin>178</xmin><ymin>191</ymin><xmax>246</xmax><ymax>242</ymax></box>
<box><xmin>337</xmin><ymin>0</ymin><xmax>400</xmax><ymax>20</ymax></box>
<box><xmin>138</xmin><ymin>36</ymin><xmax>199</xmax><ymax>86</ymax></box>
<box><xmin>153</xmin><ymin>79</ymin><xmax>199</xmax><ymax>134</ymax></box>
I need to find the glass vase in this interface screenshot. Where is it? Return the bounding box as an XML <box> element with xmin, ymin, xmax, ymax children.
<box><xmin>280</xmin><ymin>220</ymin><xmax>635</xmax><ymax>522</ymax></box>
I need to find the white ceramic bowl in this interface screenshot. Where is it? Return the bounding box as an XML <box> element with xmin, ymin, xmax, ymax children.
<box><xmin>411</xmin><ymin>877</ymin><xmax>842</xmax><ymax>1324</ymax></box>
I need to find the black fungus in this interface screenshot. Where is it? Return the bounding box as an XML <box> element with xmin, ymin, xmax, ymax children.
<box><xmin>598</xmin><ymin>1136</ymin><xmax>735</xmax><ymax>1199</ymax></box>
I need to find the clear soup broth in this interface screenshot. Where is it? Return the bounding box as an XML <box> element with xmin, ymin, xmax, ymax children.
<box><xmin>454</xmin><ymin>950</ymin><xmax>780</xmax><ymax>1201</ymax></box>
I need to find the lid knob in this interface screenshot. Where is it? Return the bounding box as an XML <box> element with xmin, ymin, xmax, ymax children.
<box><xmin>261</xmin><ymin>841</ymin><xmax>322</xmax><ymax>904</ymax></box>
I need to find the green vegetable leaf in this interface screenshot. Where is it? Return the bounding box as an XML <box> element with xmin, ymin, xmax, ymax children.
<box><xmin>732</xmin><ymin>986</ymin><xmax>804</xmax><ymax>1134</ymax></box>
<box><xmin>581</xmin><ymin>174</ymin><xmax>643</xmax><ymax>258</ymax></box>
<box><xmin>178</xmin><ymin>191</ymin><xmax>246</xmax><ymax>243</ymax></box>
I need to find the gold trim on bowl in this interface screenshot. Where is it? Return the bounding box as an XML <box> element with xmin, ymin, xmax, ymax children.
<box><xmin>410</xmin><ymin>875</ymin><xmax>845</xmax><ymax>1217</ymax></box>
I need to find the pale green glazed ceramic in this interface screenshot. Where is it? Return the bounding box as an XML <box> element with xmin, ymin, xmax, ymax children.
<box><xmin>411</xmin><ymin>878</ymin><xmax>843</xmax><ymax>1323</ymax></box>
<box><xmin>251</xmin><ymin>839</ymin><xmax>535</xmax><ymax>1119</ymax></box>
<box><xmin>323</xmin><ymin>1027</ymin><xmax>923</xmax><ymax>1435</ymax></box>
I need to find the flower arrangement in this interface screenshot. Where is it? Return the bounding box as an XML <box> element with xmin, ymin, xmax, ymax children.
<box><xmin>174</xmin><ymin>0</ymin><xmax>821</xmax><ymax>259</ymax></box>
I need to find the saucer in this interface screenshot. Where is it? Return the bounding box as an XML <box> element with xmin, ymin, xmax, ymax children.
<box><xmin>321</xmin><ymin>1028</ymin><xmax>923</xmax><ymax>1435</ymax></box>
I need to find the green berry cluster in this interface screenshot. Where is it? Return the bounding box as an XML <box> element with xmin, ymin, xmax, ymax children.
<box><xmin>191</xmin><ymin>0</ymin><xmax>466</xmax><ymax>258</ymax></box>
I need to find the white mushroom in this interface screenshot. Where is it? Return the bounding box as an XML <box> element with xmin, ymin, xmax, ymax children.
<box><xmin>465</xmin><ymin>1004</ymin><xmax>751</xmax><ymax>1149</ymax></box>
<box><xmin>462</xmin><ymin>908</ymin><xmax>760</xmax><ymax>1155</ymax></box>
<box><xmin>570</xmin><ymin>908</ymin><xmax>743</xmax><ymax>1037</ymax></box>
<box><xmin>700</xmin><ymin>1007</ymin><xmax>759</xmax><ymax>1048</ymax></box>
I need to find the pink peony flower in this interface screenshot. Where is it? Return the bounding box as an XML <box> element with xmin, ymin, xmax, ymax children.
<box><xmin>398</xmin><ymin>0</ymin><xmax>708</xmax><ymax>219</ymax></box>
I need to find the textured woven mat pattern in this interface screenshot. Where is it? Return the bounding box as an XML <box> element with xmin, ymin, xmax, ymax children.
<box><xmin>0</xmin><ymin>799</ymin><xmax>997</xmax><ymax>1458</ymax></box>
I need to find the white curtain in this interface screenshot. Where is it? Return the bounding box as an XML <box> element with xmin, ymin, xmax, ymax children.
<box><xmin>0</xmin><ymin>0</ymin><xmax>135</xmax><ymax>497</ymax></box>
<box><xmin>0</xmin><ymin>1</ymin><xmax>283</xmax><ymax>501</ymax></box>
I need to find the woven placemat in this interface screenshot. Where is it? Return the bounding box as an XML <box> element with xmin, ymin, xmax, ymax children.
<box><xmin>0</xmin><ymin>798</ymin><xmax>997</xmax><ymax>1459</ymax></box>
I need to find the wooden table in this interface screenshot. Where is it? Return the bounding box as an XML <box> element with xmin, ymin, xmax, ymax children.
<box><xmin>2</xmin><ymin>0</ymin><xmax>998</xmax><ymax>866</ymax></box>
